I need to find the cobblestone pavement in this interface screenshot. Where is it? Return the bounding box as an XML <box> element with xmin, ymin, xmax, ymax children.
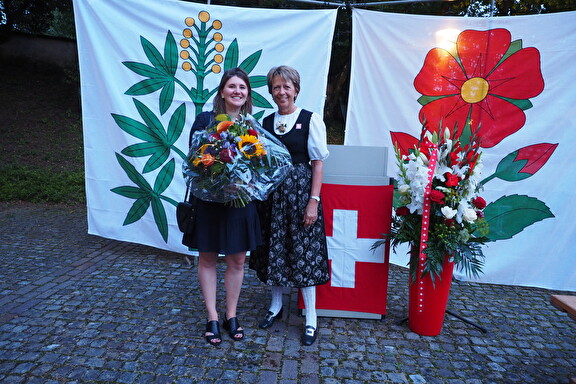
<box><xmin>1</xmin><ymin>202</ymin><xmax>575</xmax><ymax>384</ymax></box>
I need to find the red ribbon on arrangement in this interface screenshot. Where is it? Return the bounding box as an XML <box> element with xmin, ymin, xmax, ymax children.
<box><xmin>416</xmin><ymin>144</ymin><xmax>439</xmax><ymax>313</ymax></box>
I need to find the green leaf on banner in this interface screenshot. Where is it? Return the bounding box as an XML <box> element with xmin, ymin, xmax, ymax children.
<box><xmin>167</xmin><ymin>103</ymin><xmax>186</xmax><ymax>144</ymax></box>
<box><xmin>150</xmin><ymin>197</ymin><xmax>168</xmax><ymax>242</ymax></box>
<box><xmin>154</xmin><ymin>159</ymin><xmax>175</xmax><ymax>195</ymax></box>
<box><xmin>252</xmin><ymin>91</ymin><xmax>273</xmax><ymax>109</ymax></box>
<box><xmin>114</xmin><ymin>153</ymin><xmax>152</xmax><ymax>190</ymax></box>
<box><xmin>144</xmin><ymin>147</ymin><xmax>170</xmax><ymax>174</ymax></box>
<box><xmin>164</xmin><ymin>31</ymin><xmax>178</xmax><ymax>75</ymax></box>
<box><xmin>111</xmin><ymin>114</ymin><xmax>157</xmax><ymax>142</ymax></box>
<box><xmin>124</xmin><ymin>197</ymin><xmax>151</xmax><ymax>225</ymax></box>
<box><xmin>224</xmin><ymin>39</ymin><xmax>239</xmax><ymax>71</ymax></box>
<box><xmin>125</xmin><ymin>78</ymin><xmax>168</xmax><ymax>96</ymax></box>
<box><xmin>134</xmin><ymin>99</ymin><xmax>167</xmax><ymax>142</ymax></box>
<box><xmin>122</xmin><ymin>142</ymin><xmax>165</xmax><ymax>157</ymax></box>
<box><xmin>123</xmin><ymin>62</ymin><xmax>165</xmax><ymax>78</ymax></box>
<box><xmin>141</xmin><ymin>36</ymin><xmax>168</xmax><ymax>73</ymax></box>
<box><xmin>249</xmin><ymin>75</ymin><xmax>267</xmax><ymax>89</ymax></box>
<box><xmin>491</xmin><ymin>151</ymin><xmax>531</xmax><ymax>182</ymax></box>
<box><xmin>110</xmin><ymin>186</ymin><xmax>149</xmax><ymax>199</ymax></box>
<box><xmin>252</xmin><ymin>110</ymin><xmax>264</xmax><ymax>121</ymax></box>
<box><xmin>495</xmin><ymin>96</ymin><xmax>533</xmax><ymax>111</ymax></box>
<box><xmin>240</xmin><ymin>50</ymin><xmax>262</xmax><ymax>74</ymax></box>
<box><xmin>482</xmin><ymin>195</ymin><xmax>554</xmax><ymax>241</ymax></box>
<box><xmin>159</xmin><ymin>80</ymin><xmax>175</xmax><ymax>115</ymax></box>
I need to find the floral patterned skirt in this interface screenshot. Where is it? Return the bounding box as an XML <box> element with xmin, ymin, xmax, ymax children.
<box><xmin>249</xmin><ymin>163</ymin><xmax>330</xmax><ymax>288</ymax></box>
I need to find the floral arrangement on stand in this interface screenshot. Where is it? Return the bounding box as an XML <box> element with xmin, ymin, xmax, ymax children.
<box><xmin>376</xmin><ymin>125</ymin><xmax>490</xmax><ymax>283</ymax></box>
<box><xmin>183</xmin><ymin>114</ymin><xmax>292</xmax><ymax>207</ymax></box>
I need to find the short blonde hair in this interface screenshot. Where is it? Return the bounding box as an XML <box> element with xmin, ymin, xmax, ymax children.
<box><xmin>266</xmin><ymin>65</ymin><xmax>301</xmax><ymax>97</ymax></box>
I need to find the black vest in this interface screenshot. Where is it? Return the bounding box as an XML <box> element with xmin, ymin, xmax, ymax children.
<box><xmin>263</xmin><ymin>110</ymin><xmax>313</xmax><ymax>165</ymax></box>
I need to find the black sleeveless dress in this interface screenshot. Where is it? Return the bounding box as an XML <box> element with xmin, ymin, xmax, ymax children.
<box><xmin>182</xmin><ymin>112</ymin><xmax>262</xmax><ymax>254</ymax></box>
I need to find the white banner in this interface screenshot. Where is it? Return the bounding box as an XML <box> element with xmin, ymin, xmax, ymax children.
<box><xmin>73</xmin><ymin>0</ymin><xmax>337</xmax><ymax>254</ymax></box>
<box><xmin>346</xmin><ymin>9</ymin><xmax>576</xmax><ymax>291</ymax></box>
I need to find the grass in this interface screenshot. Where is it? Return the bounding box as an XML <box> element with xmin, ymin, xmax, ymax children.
<box><xmin>0</xmin><ymin>166</ymin><xmax>85</xmax><ymax>204</ymax></box>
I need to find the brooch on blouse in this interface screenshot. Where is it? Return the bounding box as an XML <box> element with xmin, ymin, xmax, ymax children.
<box><xmin>276</xmin><ymin>122</ymin><xmax>288</xmax><ymax>133</ymax></box>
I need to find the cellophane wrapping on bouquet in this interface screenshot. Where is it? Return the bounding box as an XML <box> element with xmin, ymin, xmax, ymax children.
<box><xmin>183</xmin><ymin>114</ymin><xmax>293</xmax><ymax>207</ymax></box>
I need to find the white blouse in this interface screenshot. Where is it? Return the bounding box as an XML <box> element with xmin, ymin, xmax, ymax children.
<box><xmin>273</xmin><ymin>107</ymin><xmax>330</xmax><ymax>161</ymax></box>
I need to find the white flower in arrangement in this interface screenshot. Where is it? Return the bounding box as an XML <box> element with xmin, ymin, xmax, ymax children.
<box><xmin>441</xmin><ymin>206</ymin><xmax>457</xmax><ymax>219</ymax></box>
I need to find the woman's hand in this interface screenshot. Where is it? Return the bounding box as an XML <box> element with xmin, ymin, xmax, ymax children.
<box><xmin>303</xmin><ymin>199</ymin><xmax>319</xmax><ymax>228</ymax></box>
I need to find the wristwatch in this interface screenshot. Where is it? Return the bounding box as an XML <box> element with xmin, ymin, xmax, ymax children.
<box><xmin>309</xmin><ymin>195</ymin><xmax>320</xmax><ymax>202</ymax></box>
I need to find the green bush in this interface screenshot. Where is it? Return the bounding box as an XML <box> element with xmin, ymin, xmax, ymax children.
<box><xmin>0</xmin><ymin>166</ymin><xmax>85</xmax><ymax>204</ymax></box>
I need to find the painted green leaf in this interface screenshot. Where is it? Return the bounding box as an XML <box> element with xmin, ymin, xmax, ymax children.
<box><xmin>143</xmin><ymin>147</ymin><xmax>170</xmax><ymax>174</ymax></box>
<box><xmin>223</xmin><ymin>38</ymin><xmax>239</xmax><ymax>71</ymax></box>
<box><xmin>133</xmin><ymin>99</ymin><xmax>168</xmax><ymax>142</ymax></box>
<box><xmin>123</xmin><ymin>197</ymin><xmax>151</xmax><ymax>225</ymax></box>
<box><xmin>110</xmin><ymin>186</ymin><xmax>149</xmax><ymax>199</ymax></box>
<box><xmin>112</xmin><ymin>114</ymin><xmax>158</xmax><ymax>142</ymax></box>
<box><xmin>123</xmin><ymin>61</ymin><xmax>164</xmax><ymax>78</ymax></box>
<box><xmin>122</xmin><ymin>142</ymin><xmax>165</xmax><ymax>158</ymax></box>
<box><xmin>159</xmin><ymin>80</ymin><xmax>175</xmax><ymax>115</ymax></box>
<box><xmin>166</xmin><ymin>103</ymin><xmax>186</xmax><ymax>144</ymax></box>
<box><xmin>483</xmin><ymin>194</ymin><xmax>554</xmax><ymax>241</ymax></box>
<box><xmin>491</xmin><ymin>151</ymin><xmax>530</xmax><ymax>182</ymax></box>
<box><xmin>239</xmin><ymin>50</ymin><xmax>262</xmax><ymax>74</ymax></box>
<box><xmin>252</xmin><ymin>110</ymin><xmax>264</xmax><ymax>121</ymax></box>
<box><xmin>164</xmin><ymin>31</ymin><xmax>178</xmax><ymax>75</ymax></box>
<box><xmin>249</xmin><ymin>75</ymin><xmax>267</xmax><ymax>89</ymax></box>
<box><xmin>154</xmin><ymin>159</ymin><xmax>175</xmax><ymax>196</ymax></box>
<box><xmin>150</xmin><ymin>197</ymin><xmax>169</xmax><ymax>242</ymax></box>
<box><xmin>141</xmin><ymin>36</ymin><xmax>168</xmax><ymax>73</ymax></box>
<box><xmin>252</xmin><ymin>91</ymin><xmax>273</xmax><ymax>109</ymax></box>
<box><xmin>499</xmin><ymin>39</ymin><xmax>523</xmax><ymax>64</ymax></box>
<box><xmin>114</xmin><ymin>153</ymin><xmax>152</xmax><ymax>190</ymax></box>
<box><xmin>417</xmin><ymin>94</ymin><xmax>452</xmax><ymax>107</ymax></box>
<box><xmin>494</xmin><ymin>95</ymin><xmax>533</xmax><ymax>111</ymax></box>
<box><xmin>125</xmin><ymin>78</ymin><xmax>167</xmax><ymax>96</ymax></box>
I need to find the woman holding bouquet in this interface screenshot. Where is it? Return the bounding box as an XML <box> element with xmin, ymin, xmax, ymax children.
<box><xmin>249</xmin><ymin>65</ymin><xmax>330</xmax><ymax>346</ymax></box>
<box><xmin>182</xmin><ymin>67</ymin><xmax>261</xmax><ymax>346</ymax></box>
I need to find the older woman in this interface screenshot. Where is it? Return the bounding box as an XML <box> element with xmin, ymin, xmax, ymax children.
<box><xmin>249</xmin><ymin>65</ymin><xmax>330</xmax><ymax>346</ymax></box>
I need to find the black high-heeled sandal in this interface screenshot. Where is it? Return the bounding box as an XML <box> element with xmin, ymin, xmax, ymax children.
<box><xmin>223</xmin><ymin>315</ymin><xmax>244</xmax><ymax>341</ymax></box>
<box><xmin>205</xmin><ymin>320</ymin><xmax>222</xmax><ymax>346</ymax></box>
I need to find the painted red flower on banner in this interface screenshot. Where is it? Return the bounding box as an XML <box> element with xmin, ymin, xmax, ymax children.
<box><xmin>413</xmin><ymin>28</ymin><xmax>544</xmax><ymax>148</ymax></box>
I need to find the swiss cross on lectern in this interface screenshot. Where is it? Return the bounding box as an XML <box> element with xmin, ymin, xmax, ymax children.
<box><xmin>313</xmin><ymin>183</ymin><xmax>394</xmax><ymax>316</ymax></box>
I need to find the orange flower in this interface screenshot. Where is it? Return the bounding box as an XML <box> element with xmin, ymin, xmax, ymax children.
<box><xmin>201</xmin><ymin>153</ymin><xmax>215</xmax><ymax>166</ymax></box>
<box><xmin>216</xmin><ymin>120</ymin><xmax>234</xmax><ymax>133</ymax></box>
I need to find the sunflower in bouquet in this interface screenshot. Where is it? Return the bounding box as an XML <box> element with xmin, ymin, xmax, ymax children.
<box><xmin>184</xmin><ymin>114</ymin><xmax>292</xmax><ymax>207</ymax></box>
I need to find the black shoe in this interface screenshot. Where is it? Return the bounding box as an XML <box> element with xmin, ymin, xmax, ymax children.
<box><xmin>223</xmin><ymin>315</ymin><xmax>244</xmax><ymax>341</ymax></box>
<box><xmin>205</xmin><ymin>320</ymin><xmax>221</xmax><ymax>346</ymax></box>
<box><xmin>259</xmin><ymin>307</ymin><xmax>283</xmax><ymax>329</ymax></box>
<box><xmin>301</xmin><ymin>325</ymin><xmax>317</xmax><ymax>346</ymax></box>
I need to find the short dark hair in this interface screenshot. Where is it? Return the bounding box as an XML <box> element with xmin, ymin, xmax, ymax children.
<box><xmin>213</xmin><ymin>67</ymin><xmax>253</xmax><ymax>116</ymax></box>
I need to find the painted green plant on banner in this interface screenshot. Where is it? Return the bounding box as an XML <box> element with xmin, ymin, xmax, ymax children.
<box><xmin>110</xmin><ymin>11</ymin><xmax>273</xmax><ymax>242</ymax></box>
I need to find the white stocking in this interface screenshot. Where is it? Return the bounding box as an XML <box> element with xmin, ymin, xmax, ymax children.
<box><xmin>301</xmin><ymin>286</ymin><xmax>317</xmax><ymax>329</ymax></box>
<box><xmin>268</xmin><ymin>286</ymin><xmax>283</xmax><ymax>316</ymax></box>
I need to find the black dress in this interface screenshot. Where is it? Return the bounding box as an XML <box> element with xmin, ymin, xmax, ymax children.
<box><xmin>249</xmin><ymin>110</ymin><xmax>330</xmax><ymax>288</ymax></box>
<box><xmin>182</xmin><ymin>112</ymin><xmax>262</xmax><ymax>254</ymax></box>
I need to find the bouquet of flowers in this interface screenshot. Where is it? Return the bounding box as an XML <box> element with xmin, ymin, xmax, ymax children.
<box><xmin>183</xmin><ymin>114</ymin><xmax>292</xmax><ymax>207</ymax></box>
<box><xmin>376</xmin><ymin>125</ymin><xmax>490</xmax><ymax>283</ymax></box>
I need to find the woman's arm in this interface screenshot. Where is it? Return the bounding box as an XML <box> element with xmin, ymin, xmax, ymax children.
<box><xmin>303</xmin><ymin>159</ymin><xmax>323</xmax><ymax>227</ymax></box>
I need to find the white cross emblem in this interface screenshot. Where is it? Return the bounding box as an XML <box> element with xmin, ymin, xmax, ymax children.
<box><xmin>326</xmin><ymin>209</ymin><xmax>385</xmax><ymax>288</ymax></box>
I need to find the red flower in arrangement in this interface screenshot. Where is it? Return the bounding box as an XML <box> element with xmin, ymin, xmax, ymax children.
<box><xmin>444</xmin><ymin>173</ymin><xmax>460</xmax><ymax>187</ymax></box>
<box><xmin>396</xmin><ymin>206</ymin><xmax>410</xmax><ymax>216</ymax></box>
<box><xmin>247</xmin><ymin>128</ymin><xmax>258</xmax><ymax>137</ymax></box>
<box><xmin>414</xmin><ymin>28</ymin><xmax>544</xmax><ymax>148</ymax></box>
<box><xmin>472</xmin><ymin>196</ymin><xmax>487</xmax><ymax>210</ymax></box>
<box><xmin>430</xmin><ymin>190</ymin><xmax>445</xmax><ymax>204</ymax></box>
